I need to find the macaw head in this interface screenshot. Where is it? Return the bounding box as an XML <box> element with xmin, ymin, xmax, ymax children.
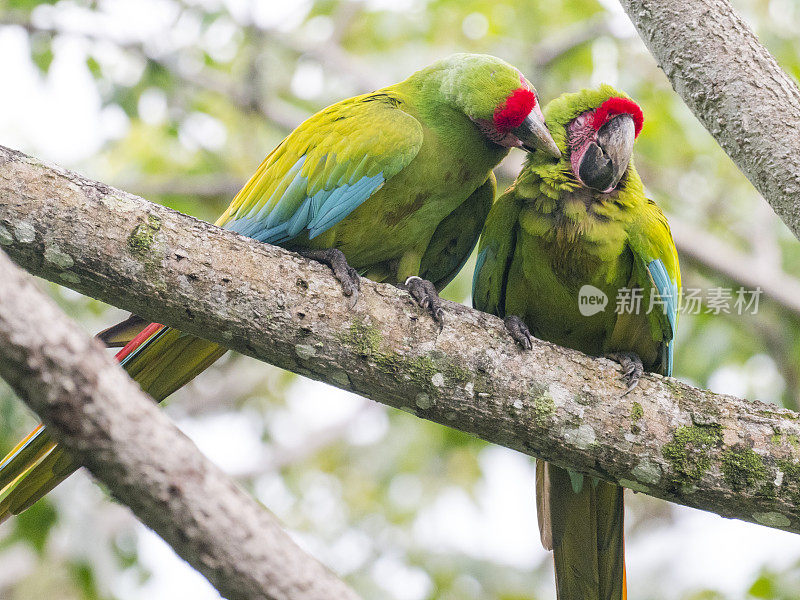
<box><xmin>425</xmin><ymin>53</ymin><xmax>560</xmax><ymax>157</ymax></box>
<box><xmin>538</xmin><ymin>85</ymin><xmax>644</xmax><ymax>193</ymax></box>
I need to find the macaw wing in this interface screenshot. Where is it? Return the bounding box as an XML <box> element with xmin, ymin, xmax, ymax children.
<box><xmin>625</xmin><ymin>200</ymin><xmax>680</xmax><ymax>376</ymax></box>
<box><xmin>217</xmin><ymin>94</ymin><xmax>423</xmax><ymax>245</ymax></box>
<box><xmin>471</xmin><ymin>189</ymin><xmax>523</xmax><ymax>315</ymax></box>
<box><xmin>421</xmin><ymin>173</ymin><xmax>496</xmax><ymax>292</ymax></box>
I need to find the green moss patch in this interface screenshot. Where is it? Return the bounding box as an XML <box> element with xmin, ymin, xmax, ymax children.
<box><xmin>533</xmin><ymin>392</ymin><xmax>555</xmax><ymax>424</ymax></box>
<box><xmin>722</xmin><ymin>446</ymin><xmax>767</xmax><ymax>490</ymax></box>
<box><xmin>662</xmin><ymin>424</ymin><xmax>723</xmax><ymax>486</ymax></box>
<box><xmin>339</xmin><ymin>319</ymin><xmax>382</xmax><ymax>356</ymax></box>
<box><xmin>338</xmin><ymin>319</ymin><xmax>472</xmax><ymax>402</ymax></box>
<box><xmin>777</xmin><ymin>458</ymin><xmax>800</xmax><ymax>504</ymax></box>
<box><xmin>127</xmin><ymin>214</ymin><xmax>162</xmax><ymax>255</ymax></box>
<box><xmin>630</xmin><ymin>402</ymin><xmax>644</xmax><ymax>433</ymax></box>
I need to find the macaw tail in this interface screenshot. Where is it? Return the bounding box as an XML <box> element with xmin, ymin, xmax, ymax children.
<box><xmin>537</xmin><ymin>460</ymin><xmax>626</xmax><ymax>600</ymax></box>
<box><xmin>0</xmin><ymin>323</ymin><xmax>226</xmax><ymax>522</ymax></box>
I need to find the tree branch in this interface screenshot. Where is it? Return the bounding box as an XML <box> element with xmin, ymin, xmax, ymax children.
<box><xmin>669</xmin><ymin>215</ymin><xmax>800</xmax><ymax>316</ymax></box>
<box><xmin>0</xmin><ymin>251</ymin><xmax>360</xmax><ymax>598</ymax></box>
<box><xmin>2</xmin><ymin>144</ymin><xmax>800</xmax><ymax>535</ymax></box>
<box><xmin>116</xmin><ymin>169</ymin><xmax>800</xmax><ymax>320</ymax></box>
<box><xmin>617</xmin><ymin>0</ymin><xmax>800</xmax><ymax>240</ymax></box>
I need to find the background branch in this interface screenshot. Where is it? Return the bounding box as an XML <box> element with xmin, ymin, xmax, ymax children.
<box><xmin>617</xmin><ymin>0</ymin><xmax>800</xmax><ymax>240</ymax></box>
<box><xmin>669</xmin><ymin>215</ymin><xmax>800</xmax><ymax>315</ymax></box>
<box><xmin>0</xmin><ymin>250</ymin><xmax>360</xmax><ymax>600</ymax></box>
<box><xmin>2</xmin><ymin>144</ymin><xmax>800</xmax><ymax>535</ymax></box>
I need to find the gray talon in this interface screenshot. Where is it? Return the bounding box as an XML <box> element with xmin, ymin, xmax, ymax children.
<box><xmin>300</xmin><ymin>249</ymin><xmax>361</xmax><ymax>306</ymax></box>
<box><xmin>606</xmin><ymin>351</ymin><xmax>644</xmax><ymax>395</ymax></box>
<box><xmin>504</xmin><ymin>315</ymin><xmax>532</xmax><ymax>350</ymax></box>
<box><xmin>405</xmin><ymin>276</ymin><xmax>445</xmax><ymax>326</ymax></box>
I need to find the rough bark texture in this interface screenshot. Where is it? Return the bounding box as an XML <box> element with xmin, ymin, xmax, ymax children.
<box><xmin>618</xmin><ymin>0</ymin><xmax>800</xmax><ymax>239</ymax></box>
<box><xmin>2</xmin><ymin>144</ymin><xmax>800</xmax><ymax>535</ymax></box>
<box><xmin>0</xmin><ymin>255</ymin><xmax>360</xmax><ymax>599</ymax></box>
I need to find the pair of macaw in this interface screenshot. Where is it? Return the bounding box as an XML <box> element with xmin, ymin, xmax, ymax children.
<box><xmin>0</xmin><ymin>53</ymin><xmax>679</xmax><ymax>599</ymax></box>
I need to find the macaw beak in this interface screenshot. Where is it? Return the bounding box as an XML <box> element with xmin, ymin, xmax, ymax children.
<box><xmin>513</xmin><ymin>109</ymin><xmax>561</xmax><ymax>159</ymax></box>
<box><xmin>578</xmin><ymin>113</ymin><xmax>636</xmax><ymax>193</ymax></box>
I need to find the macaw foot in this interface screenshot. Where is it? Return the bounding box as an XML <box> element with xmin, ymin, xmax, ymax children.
<box><xmin>606</xmin><ymin>351</ymin><xmax>644</xmax><ymax>395</ymax></box>
<box><xmin>404</xmin><ymin>276</ymin><xmax>444</xmax><ymax>326</ymax></box>
<box><xmin>504</xmin><ymin>315</ymin><xmax>532</xmax><ymax>350</ymax></box>
<box><xmin>299</xmin><ymin>248</ymin><xmax>361</xmax><ymax>307</ymax></box>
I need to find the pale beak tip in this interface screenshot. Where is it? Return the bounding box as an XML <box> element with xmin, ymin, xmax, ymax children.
<box><xmin>545</xmin><ymin>141</ymin><xmax>561</xmax><ymax>159</ymax></box>
<box><xmin>514</xmin><ymin>113</ymin><xmax>561</xmax><ymax>160</ymax></box>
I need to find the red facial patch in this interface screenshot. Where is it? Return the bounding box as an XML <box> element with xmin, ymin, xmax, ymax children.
<box><xmin>592</xmin><ymin>97</ymin><xmax>644</xmax><ymax>137</ymax></box>
<box><xmin>493</xmin><ymin>87</ymin><xmax>536</xmax><ymax>134</ymax></box>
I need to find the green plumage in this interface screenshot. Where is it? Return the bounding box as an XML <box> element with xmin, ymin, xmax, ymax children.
<box><xmin>219</xmin><ymin>54</ymin><xmax>524</xmax><ymax>281</ymax></box>
<box><xmin>419</xmin><ymin>173</ymin><xmax>496</xmax><ymax>289</ymax></box>
<box><xmin>0</xmin><ymin>54</ymin><xmax>542</xmax><ymax>520</ymax></box>
<box><xmin>474</xmin><ymin>86</ymin><xmax>679</xmax><ymax>363</ymax></box>
<box><xmin>474</xmin><ymin>86</ymin><xmax>680</xmax><ymax>599</ymax></box>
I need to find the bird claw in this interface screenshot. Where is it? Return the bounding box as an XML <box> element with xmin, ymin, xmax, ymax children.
<box><xmin>404</xmin><ymin>276</ymin><xmax>445</xmax><ymax>327</ymax></box>
<box><xmin>504</xmin><ymin>315</ymin><xmax>532</xmax><ymax>350</ymax></box>
<box><xmin>606</xmin><ymin>352</ymin><xmax>644</xmax><ymax>395</ymax></box>
<box><xmin>300</xmin><ymin>249</ymin><xmax>361</xmax><ymax>307</ymax></box>
<box><xmin>343</xmin><ymin>264</ymin><xmax>361</xmax><ymax>309</ymax></box>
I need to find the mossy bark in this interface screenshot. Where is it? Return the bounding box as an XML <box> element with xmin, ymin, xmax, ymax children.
<box><xmin>0</xmin><ymin>250</ymin><xmax>360</xmax><ymax>600</ymax></box>
<box><xmin>2</xmin><ymin>144</ymin><xmax>800</xmax><ymax>534</ymax></box>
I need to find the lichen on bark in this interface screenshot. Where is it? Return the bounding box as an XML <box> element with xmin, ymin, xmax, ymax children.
<box><xmin>4</xmin><ymin>142</ymin><xmax>800</xmax><ymax>536</ymax></box>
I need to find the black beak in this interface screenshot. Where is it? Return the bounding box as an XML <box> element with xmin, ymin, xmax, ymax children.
<box><xmin>577</xmin><ymin>113</ymin><xmax>635</xmax><ymax>192</ymax></box>
<box><xmin>512</xmin><ymin>113</ymin><xmax>561</xmax><ymax>159</ymax></box>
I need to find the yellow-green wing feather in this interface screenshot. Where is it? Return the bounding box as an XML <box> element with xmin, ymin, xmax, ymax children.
<box><xmin>471</xmin><ymin>188</ymin><xmax>523</xmax><ymax>315</ymax></box>
<box><xmin>613</xmin><ymin>199</ymin><xmax>680</xmax><ymax>376</ymax></box>
<box><xmin>421</xmin><ymin>173</ymin><xmax>496</xmax><ymax>291</ymax></box>
<box><xmin>217</xmin><ymin>94</ymin><xmax>423</xmax><ymax>245</ymax></box>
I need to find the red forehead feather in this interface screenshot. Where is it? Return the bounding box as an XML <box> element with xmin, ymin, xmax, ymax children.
<box><xmin>592</xmin><ymin>97</ymin><xmax>644</xmax><ymax>137</ymax></box>
<box><xmin>493</xmin><ymin>87</ymin><xmax>536</xmax><ymax>134</ymax></box>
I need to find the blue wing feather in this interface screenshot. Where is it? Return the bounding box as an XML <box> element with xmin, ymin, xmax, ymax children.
<box><xmin>646</xmin><ymin>258</ymin><xmax>678</xmax><ymax>376</ymax></box>
<box><xmin>308</xmin><ymin>175</ymin><xmax>384</xmax><ymax>239</ymax></box>
<box><xmin>471</xmin><ymin>248</ymin><xmax>489</xmax><ymax>302</ymax></box>
<box><xmin>224</xmin><ymin>161</ymin><xmax>384</xmax><ymax>245</ymax></box>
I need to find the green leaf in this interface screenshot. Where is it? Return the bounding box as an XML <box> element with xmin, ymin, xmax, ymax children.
<box><xmin>86</xmin><ymin>56</ymin><xmax>102</xmax><ymax>79</ymax></box>
<box><xmin>8</xmin><ymin>0</ymin><xmax>59</xmax><ymax>10</ymax></box>
<box><xmin>30</xmin><ymin>35</ymin><xmax>54</xmax><ymax>74</ymax></box>
<box><xmin>749</xmin><ymin>573</ymin><xmax>777</xmax><ymax>598</ymax></box>
<box><xmin>12</xmin><ymin>498</ymin><xmax>58</xmax><ymax>554</ymax></box>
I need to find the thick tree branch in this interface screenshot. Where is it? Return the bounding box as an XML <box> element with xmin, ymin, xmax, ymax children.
<box><xmin>112</xmin><ymin>173</ymin><xmax>800</xmax><ymax>321</ymax></box>
<box><xmin>0</xmin><ymin>257</ymin><xmax>360</xmax><ymax>599</ymax></box>
<box><xmin>2</xmin><ymin>144</ymin><xmax>800</xmax><ymax>535</ymax></box>
<box><xmin>618</xmin><ymin>0</ymin><xmax>800</xmax><ymax>240</ymax></box>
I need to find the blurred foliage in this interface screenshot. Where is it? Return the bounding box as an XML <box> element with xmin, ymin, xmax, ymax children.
<box><xmin>1</xmin><ymin>0</ymin><xmax>800</xmax><ymax>598</ymax></box>
<box><xmin>749</xmin><ymin>561</ymin><xmax>800</xmax><ymax>600</ymax></box>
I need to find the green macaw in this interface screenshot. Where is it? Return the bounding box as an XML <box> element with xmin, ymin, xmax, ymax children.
<box><xmin>473</xmin><ymin>86</ymin><xmax>680</xmax><ymax>599</ymax></box>
<box><xmin>0</xmin><ymin>53</ymin><xmax>559</xmax><ymax>521</ymax></box>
